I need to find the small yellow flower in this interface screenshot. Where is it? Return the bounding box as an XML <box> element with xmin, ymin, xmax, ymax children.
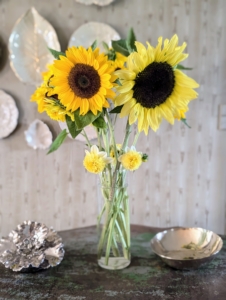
<box><xmin>110</xmin><ymin>144</ymin><xmax>122</xmax><ymax>158</ymax></box>
<box><xmin>118</xmin><ymin>146</ymin><xmax>142</xmax><ymax>171</ymax></box>
<box><xmin>174</xmin><ymin>108</ymin><xmax>188</xmax><ymax>120</ymax></box>
<box><xmin>83</xmin><ymin>145</ymin><xmax>113</xmax><ymax>174</ymax></box>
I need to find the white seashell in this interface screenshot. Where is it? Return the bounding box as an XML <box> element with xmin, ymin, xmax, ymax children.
<box><xmin>24</xmin><ymin>119</ymin><xmax>52</xmax><ymax>150</ymax></box>
<box><xmin>8</xmin><ymin>7</ymin><xmax>60</xmax><ymax>86</ymax></box>
<box><xmin>58</xmin><ymin>121</ymin><xmax>97</xmax><ymax>142</ymax></box>
<box><xmin>75</xmin><ymin>0</ymin><xmax>114</xmax><ymax>6</ymax></box>
<box><xmin>68</xmin><ymin>22</ymin><xmax>120</xmax><ymax>52</ymax></box>
<box><xmin>0</xmin><ymin>90</ymin><xmax>19</xmax><ymax>139</ymax></box>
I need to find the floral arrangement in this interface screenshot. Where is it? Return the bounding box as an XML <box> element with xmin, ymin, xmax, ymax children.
<box><xmin>31</xmin><ymin>29</ymin><xmax>199</xmax><ymax>270</ymax></box>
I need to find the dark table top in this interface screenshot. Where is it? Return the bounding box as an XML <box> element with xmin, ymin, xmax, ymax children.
<box><xmin>0</xmin><ymin>225</ymin><xmax>225</xmax><ymax>300</ymax></box>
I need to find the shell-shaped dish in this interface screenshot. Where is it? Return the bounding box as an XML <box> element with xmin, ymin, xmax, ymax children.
<box><xmin>68</xmin><ymin>22</ymin><xmax>120</xmax><ymax>52</ymax></box>
<box><xmin>58</xmin><ymin>121</ymin><xmax>97</xmax><ymax>142</ymax></box>
<box><xmin>24</xmin><ymin>119</ymin><xmax>52</xmax><ymax>150</ymax></box>
<box><xmin>151</xmin><ymin>227</ymin><xmax>223</xmax><ymax>270</ymax></box>
<box><xmin>75</xmin><ymin>0</ymin><xmax>114</xmax><ymax>6</ymax></box>
<box><xmin>0</xmin><ymin>220</ymin><xmax>64</xmax><ymax>272</ymax></box>
<box><xmin>8</xmin><ymin>7</ymin><xmax>60</xmax><ymax>86</ymax></box>
<box><xmin>0</xmin><ymin>90</ymin><xmax>19</xmax><ymax>139</ymax></box>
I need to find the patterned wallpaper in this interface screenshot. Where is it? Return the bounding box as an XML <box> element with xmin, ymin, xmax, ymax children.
<box><xmin>0</xmin><ymin>0</ymin><xmax>225</xmax><ymax>236</ymax></box>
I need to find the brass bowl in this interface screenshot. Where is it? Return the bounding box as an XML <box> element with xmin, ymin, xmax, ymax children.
<box><xmin>150</xmin><ymin>227</ymin><xmax>223</xmax><ymax>270</ymax></box>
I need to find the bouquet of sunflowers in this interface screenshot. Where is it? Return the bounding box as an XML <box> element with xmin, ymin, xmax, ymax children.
<box><xmin>31</xmin><ymin>29</ymin><xmax>199</xmax><ymax>270</ymax></box>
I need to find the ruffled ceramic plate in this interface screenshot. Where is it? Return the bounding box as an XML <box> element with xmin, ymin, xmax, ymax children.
<box><xmin>0</xmin><ymin>90</ymin><xmax>19</xmax><ymax>139</ymax></box>
<box><xmin>8</xmin><ymin>7</ymin><xmax>60</xmax><ymax>86</ymax></box>
<box><xmin>68</xmin><ymin>22</ymin><xmax>120</xmax><ymax>51</ymax></box>
<box><xmin>75</xmin><ymin>0</ymin><xmax>114</xmax><ymax>6</ymax></box>
<box><xmin>151</xmin><ymin>227</ymin><xmax>223</xmax><ymax>270</ymax></box>
<box><xmin>58</xmin><ymin>121</ymin><xmax>96</xmax><ymax>142</ymax></box>
<box><xmin>24</xmin><ymin>119</ymin><xmax>52</xmax><ymax>150</ymax></box>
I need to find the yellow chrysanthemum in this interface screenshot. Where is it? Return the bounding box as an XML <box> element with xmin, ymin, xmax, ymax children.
<box><xmin>118</xmin><ymin>146</ymin><xmax>142</xmax><ymax>171</ymax></box>
<box><xmin>114</xmin><ymin>35</ymin><xmax>199</xmax><ymax>134</ymax></box>
<box><xmin>83</xmin><ymin>145</ymin><xmax>113</xmax><ymax>174</ymax></box>
<box><xmin>51</xmin><ymin>46</ymin><xmax>115</xmax><ymax>116</ymax></box>
<box><xmin>31</xmin><ymin>65</ymin><xmax>74</xmax><ymax>122</ymax></box>
<box><xmin>174</xmin><ymin>108</ymin><xmax>188</xmax><ymax>120</ymax></box>
<box><xmin>44</xmin><ymin>98</ymin><xmax>75</xmax><ymax>122</ymax></box>
<box><xmin>110</xmin><ymin>52</ymin><xmax>127</xmax><ymax>71</ymax></box>
<box><xmin>110</xmin><ymin>144</ymin><xmax>122</xmax><ymax>158</ymax></box>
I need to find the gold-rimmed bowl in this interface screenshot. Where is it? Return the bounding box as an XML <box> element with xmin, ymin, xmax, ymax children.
<box><xmin>150</xmin><ymin>227</ymin><xmax>223</xmax><ymax>270</ymax></box>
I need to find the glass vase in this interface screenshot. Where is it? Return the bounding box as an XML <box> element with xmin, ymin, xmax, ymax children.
<box><xmin>97</xmin><ymin>171</ymin><xmax>131</xmax><ymax>270</ymax></box>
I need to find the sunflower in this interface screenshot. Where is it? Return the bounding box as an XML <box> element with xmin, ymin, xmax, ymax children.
<box><xmin>114</xmin><ymin>35</ymin><xmax>199</xmax><ymax>134</ymax></box>
<box><xmin>51</xmin><ymin>46</ymin><xmax>115</xmax><ymax>116</ymax></box>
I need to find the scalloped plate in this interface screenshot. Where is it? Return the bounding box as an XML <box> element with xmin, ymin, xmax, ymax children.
<box><xmin>68</xmin><ymin>22</ymin><xmax>120</xmax><ymax>52</ymax></box>
<box><xmin>0</xmin><ymin>90</ymin><xmax>19</xmax><ymax>139</ymax></box>
<box><xmin>8</xmin><ymin>7</ymin><xmax>60</xmax><ymax>86</ymax></box>
<box><xmin>75</xmin><ymin>0</ymin><xmax>114</xmax><ymax>6</ymax></box>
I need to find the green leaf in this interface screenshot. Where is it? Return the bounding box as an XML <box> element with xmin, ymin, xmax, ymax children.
<box><xmin>74</xmin><ymin>109</ymin><xmax>101</xmax><ymax>130</ymax></box>
<box><xmin>47</xmin><ymin>129</ymin><xmax>68</xmax><ymax>154</ymax></box>
<box><xmin>91</xmin><ymin>40</ymin><xmax>97</xmax><ymax>51</ymax></box>
<box><xmin>102</xmin><ymin>41</ymin><xmax>109</xmax><ymax>52</ymax></box>
<box><xmin>48</xmin><ymin>48</ymin><xmax>66</xmax><ymax>60</ymax></box>
<box><xmin>114</xmin><ymin>78</ymin><xmax>122</xmax><ymax>86</ymax></box>
<box><xmin>126</xmin><ymin>28</ymin><xmax>137</xmax><ymax>53</ymax></box>
<box><xmin>176</xmin><ymin>64</ymin><xmax>193</xmax><ymax>70</ymax></box>
<box><xmin>112</xmin><ymin>40</ymin><xmax>130</xmax><ymax>57</ymax></box>
<box><xmin>92</xmin><ymin>115</ymin><xmax>107</xmax><ymax>129</ymax></box>
<box><xmin>66</xmin><ymin>115</ymin><xmax>82</xmax><ymax>138</ymax></box>
<box><xmin>109</xmin><ymin>105</ymin><xmax>123</xmax><ymax>114</ymax></box>
<box><xmin>181</xmin><ymin>118</ymin><xmax>191</xmax><ymax>128</ymax></box>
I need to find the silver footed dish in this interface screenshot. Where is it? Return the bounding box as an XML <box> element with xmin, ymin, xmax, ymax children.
<box><xmin>0</xmin><ymin>221</ymin><xmax>64</xmax><ymax>272</ymax></box>
<box><xmin>150</xmin><ymin>227</ymin><xmax>223</xmax><ymax>270</ymax></box>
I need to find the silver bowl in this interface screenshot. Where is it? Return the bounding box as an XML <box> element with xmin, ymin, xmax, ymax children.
<box><xmin>150</xmin><ymin>227</ymin><xmax>223</xmax><ymax>270</ymax></box>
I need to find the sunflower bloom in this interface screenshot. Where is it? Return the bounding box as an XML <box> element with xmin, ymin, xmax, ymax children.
<box><xmin>114</xmin><ymin>35</ymin><xmax>199</xmax><ymax>134</ymax></box>
<box><xmin>83</xmin><ymin>145</ymin><xmax>113</xmax><ymax>174</ymax></box>
<box><xmin>51</xmin><ymin>46</ymin><xmax>115</xmax><ymax>116</ymax></box>
<box><xmin>118</xmin><ymin>146</ymin><xmax>142</xmax><ymax>171</ymax></box>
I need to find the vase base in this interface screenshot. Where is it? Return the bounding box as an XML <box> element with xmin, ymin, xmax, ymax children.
<box><xmin>98</xmin><ymin>257</ymin><xmax>131</xmax><ymax>270</ymax></box>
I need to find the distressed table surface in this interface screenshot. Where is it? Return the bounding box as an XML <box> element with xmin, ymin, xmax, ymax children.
<box><xmin>0</xmin><ymin>225</ymin><xmax>225</xmax><ymax>300</ymax></box>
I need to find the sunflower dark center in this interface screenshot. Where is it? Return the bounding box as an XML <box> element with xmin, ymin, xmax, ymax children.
<box><xmin>133</xmin><ymin>62</ymin><xmax>175</xmax><ymax>108</ymax></box>
<box><xmin>68</xmin><ymin>63</ymin><xmax>100</xmax><ymax>98</ymax></box>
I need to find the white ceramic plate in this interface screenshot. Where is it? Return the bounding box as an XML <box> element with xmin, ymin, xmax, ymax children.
<box><xmin>8</xmin><ymin>7</ymin><xmax>60</xmax><ymax>86</ymax></box>
<box><xmin>68</xmin><ymin>22</ymin><xmax>120</xmax><ymax>52</ymax></box>
<box><xmin>24</xmin><ymin>119</ymin><xmax>52</xmax><ymax>150</ymax></box>
<box><xmin>75</xmin><ymin>0</ymin><xmax>114</xmax><ymax>6</ymax></box>
<box><xmin>0</xmin><ymin>90</ymin><xmax>19</xmax><ymax>139</ymax></box>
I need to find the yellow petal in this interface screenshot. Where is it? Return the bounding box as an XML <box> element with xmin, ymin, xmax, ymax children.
<box><xmin>120</xmin><ymin>98</ymin><xmax>136</xmax><ymax>117</ymax></box>
<box><xmin>114</xmin><ymin>90</ymin><xmax>133</xmax><ymax>106</ymax></box>
<box><xmin>116</xmin><ymin>81</ymin><xmax>135</xmax><ymax>93</ymax></box>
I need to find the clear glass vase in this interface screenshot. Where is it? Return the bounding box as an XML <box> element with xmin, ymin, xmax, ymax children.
<box><xmin>97</xmin><ymin>171</ymin><xmax>131</xmax><ymax>270</ymax></box>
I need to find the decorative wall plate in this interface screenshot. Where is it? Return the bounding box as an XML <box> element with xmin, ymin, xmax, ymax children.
<box><xmin>0</xmin><ymin>90</ymin><xmax>19</xmax><ymax>139</ymax></box>
<box><xmin>58</xmin><ymin>121</ymin><xmax>97</xmax><ymax>142</ymax></box>
<box><xmin>0</xmin><ymin>220</ymin><xmax>64</xmax><ymax>272</ymax></box>
<box><xmin>68</xmin><ymin>22</ymin><xmax>120</xmax><ymax>51</ymax></box>
<box><xmin>75</xmin><ymin>0</ymin><xmax>114</xmax><ymax>6</ymax></box>
<box><xmin>8</xmin><ymin>7</ymin><xmax>60</xmax><ymax>86</ymax></box>
<box><xmin>24</xmin><ymin>119</ymin><xmax>52</xmax><ymax>150</ymax></box>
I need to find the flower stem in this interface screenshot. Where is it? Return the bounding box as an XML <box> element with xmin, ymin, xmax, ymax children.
<box><xmin>82</xmin><ymin>129</ymin><xmax>91</xmax><ymax>148</ymax></box>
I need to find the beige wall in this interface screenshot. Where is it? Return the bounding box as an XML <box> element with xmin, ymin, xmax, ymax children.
<box><xmin>0</xmin><ymin>0</ymin><xmax>225</xmax><ymax>236</ymax></box>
